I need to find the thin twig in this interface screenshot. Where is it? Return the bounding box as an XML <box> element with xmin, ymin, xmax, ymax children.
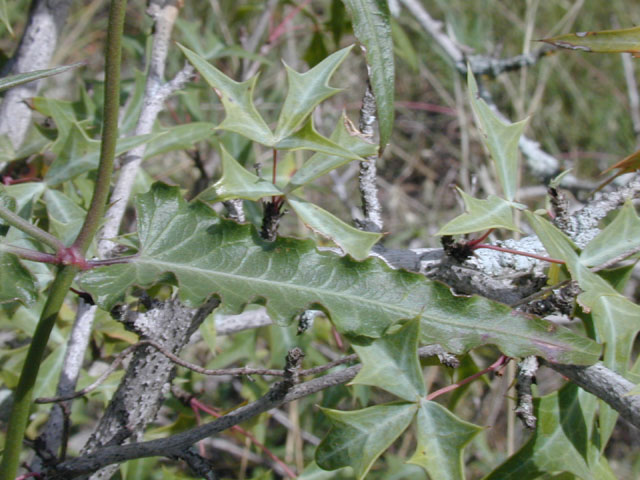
<box><xmin>514</xmin><ymin>356</ymin><xmax>538</xmax><ymax>429</ymax></box>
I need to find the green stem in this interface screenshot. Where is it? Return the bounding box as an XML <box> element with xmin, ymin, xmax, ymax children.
<box><xmin>0</xmin><ymin>204</ymin><xmax>65</xmax><ymax>252</ymax></box>
<box><xmin>0</xmin><ymin>1</ymin><xmax>127</xmax><ymax>478</ymax></box>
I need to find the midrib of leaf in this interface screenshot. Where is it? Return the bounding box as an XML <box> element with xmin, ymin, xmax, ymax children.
<box><xmin>136</xmin><ymin>256</ymin><xmax>587</xmax><ymax>351</ymax></box>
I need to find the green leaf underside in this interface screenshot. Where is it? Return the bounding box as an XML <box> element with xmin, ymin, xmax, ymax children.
<box><xmin>579</xmin><ymin>201</ymin><xmax>640</xmax><ymax>267</ymax></box>
<box><xmin>541</xmin><ymin>26</ymin><xmax>640</xmax><ymax>54</ymax></box>
<box><xmin>343</xmin><ymin>0</ymin><xmax>395</xmax><ymax>151</ymax></box>
<box><xmin>178</xmin><ymin>44</ymin><xmax>274</xmax><ymax>145</ymax></box>
<box><xmin>286</xmin><ymin>114</ymin><xmax>377</xmax><ymax>193</ymax></box>
<box><xmin>484</xmin><ymin>384</ymin><xmax>595</xmax><ymax>480</ymax></box>
<box><xmin>437</xmin><ymin>189</ymin><xmax>521</xmax><ymax>235</ymax></box>
<box><xmin>198</xmin><ymin>146</ymin><xmax>283</xmax><ymax>203</ymax></box>
<box><xmin>142</xmin><ymin>122</ymin><xmax>216</xmax><ymax>160</ymax></box>
<box><xmin>287</xmin><ymin>196</ymin><xmax>381</xmax><ymax>261</ymax></box>
<box><xmin>274</xmin><ymin>46</ymin><xmax>352</xmax><ymax>139</ymax></box>
<box><xmin>409</xmin><ymin>400</ymin><xmax>483</xmax><ymax>480</ymax></box>
<box><xmin>467</xmin><ymin>70</ymin><xmax>527</xmax><ymax>202</ymax></box>
<box><xmin>0</xmin><ymin>63</ymin><xmax>82</xmax><ymax>92</ymax></box>
<box><xmin>315</xmin><ymin>403</ymin><xmax>417</xmax><ymax>479</ymax></box>
<box><xmin>351</xmin><ymin>317</ymin><xmax>426</xmax><ymax>401</ymax></box>
<box><xmin>79</xmin><ymin>183</ymin><xmax>600</xmax><ymax>364</ymax></box>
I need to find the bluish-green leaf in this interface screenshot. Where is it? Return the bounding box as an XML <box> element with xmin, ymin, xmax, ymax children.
<box><xmin>78</xmin><ymin>183</ymin><xmax>601</xmax><ymax>365</ymax></box>
<box><xmin>285</xmin><ymin>114</ymin><xmax>377</xmax><ymax>193</ymax></box>
<box><xmin>468</xmin><ymin>70</ymin><xmax>527</xmax><ymax>202</ymax></box>
<box><xmin>579</xmin><ymin>201</ymin><xmax>640</xmax><ymax>267</ymax></box>
<box><xmin>343</xmin><ymin>0</ymin><xmax>395</xmax><ymax>151</ymax></box>
<box><xmin>143</xmin><ymin>122</ymin><xmax>216</xmax><ymax>160</ymax></box>
<box><xmin>315</xmin><ymin>402</ymin><xmax>417</xmax><ymax>479</ymax></box>
<box><xmin>409</xmin><ymin>400</ymin><xmax>483</xmax><ymax>480</ymax></box>
<box><xmin>197</xmin><ymin>146</ymin><xmax>283</xmax><ymax>203</ymax></box>
<box><xmin>178</xmin><ymin>44</ymin><xmax>275</xmax><ymax>146</ymax></box>
<box><xmin>437</xmin><ymin>189</ymin><xmax>521</xmax><ymax>235</ymax></box>
<box><xmin>275</xmin><ymin>46</ymin><xmax>352</xmax><ymax>140</ymax></box>
<box><xmin>351</xmin><ymin>317</ymin><xmax>426</xmax><ymax>401</ymax></box>
<box><xmin>287</xmin><ymin>196</ymin><xmax>381</xmax><ymax>261</ymax></box>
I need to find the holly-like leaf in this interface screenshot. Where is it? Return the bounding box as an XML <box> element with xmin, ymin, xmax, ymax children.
<box><xmin>287</xmin><ymin>196</ymin><xmax>381</xmax><ymax>261</ymax></box>
<box><xmin>436</xmin><ymin>189</ymin><xmax>521</xmax><ymax>235</ymax></box>
<box><xmin>343</xmin><ymin>0</ymin><xmax>395</xmax><ymax>151</ymax></box>
<box><xmin>0</xmin><ymin>63</ymin><xmax>82</xmax><ymax>92</ymax></box>
<box><xmin>274</xmin><ymin>46</ymin><xmax>352</xmax><ymax>140</ymax></box>
<box><xmin>197</xmin><ymin>146</ymin><xmax>282</xmax><ymax>203</ymax></box>
<box><xmin>484</xmin><ymin>384</ymin><xmax>595</xmax><ymax>480</ymax></box>
<box><xmin>408</xmin><ymin>399</ymin><xmax>483</xmax><ymax>480</ymax></box>
<box><xmin>44</xmin><ymin>189</ymin><xmax>87</xmax><ymax>246</ymax></box>
<box><xmin>275</xmin><ymin>117</ymin><xmax>364</xmax><ymax>161</ymax></box>
<box><xmin>178</xmin><ymin>44</ymin><xmax>275</xmax><ymax>146</ymax></box>
<box><xmin>541</xmin><ymin>25</ymin><xmax>640</xmax><ymax>54</ymax></box>
<box><xmin>285</xmin><ymin>114</ymin><xmax>377</xmax><ymax>193</ymax></box>
<box><xmin>79</xmin><ymin>183</ymin><xmax>601</xmax><ymax>365</ymax></box>
<box><xmin>315</xmin><ymin>402</ymin><xmax>417</xmax><ymax>479</ymax></box>
<box><xmin>594</xmin><ymin>149</ymin><xmax>640</xmax><ymax>192</ymax></box>
<box><xmin>579</xmin><ymin>201</ymin><xmax>640</xmax><ymax>267</ymax></box>
<box><xmin>468</xmin><ymin>70</ymin><xmax>527</xmax><ymax>202</ymax></box>
<box><xmin>351</xmin><ymin>317</ymin><xmax>426</xmax><ymax>401</ymax></box>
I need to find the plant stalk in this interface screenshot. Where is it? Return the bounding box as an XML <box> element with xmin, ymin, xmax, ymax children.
<box><xmin>0</xmin><ymin>1</ymin><xmax>127</xmax><ymax>477</ymax></box>
<box><xmin>0</xmin><ymin>204</ymin><xmax>65</xmax><ymax>252</ymax></box>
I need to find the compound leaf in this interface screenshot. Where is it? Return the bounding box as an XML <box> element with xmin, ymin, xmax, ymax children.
<box><xmin>351</xmin><ymin>317</ymin><xmax>426</xmax><ymax>401</ymax></box>
<box><xmin>409</xmin><ymin>399</ymin><xmax>484</xmax><ymax>480</ymax></box>
<box><xmin>79</xmin><ymin>183</ymin><xmax>601</xmax><ymax>365</ymax></box>
<box><xmin>315</xmin><ymin>402</ymin><xmax>417</xmax><ymax>479</ymax></box>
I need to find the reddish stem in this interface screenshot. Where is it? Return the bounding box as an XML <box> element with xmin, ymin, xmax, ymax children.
<box><xmin>474</xmin><ymin>244</ymin><xmax>565</xmax><ymax>264</ymax></box>
<box><xmin>190</xmin><ymin>398</ymin><xmax>297</xmax><ymax>478</ymax></box>
<box><xmin>268</xmin><ymin>0</ymin><xmax>313</xmax><ymax>44</ymax></box>
<box><xmin>467</xmin><ymin>228</ymin><xmax>495</xmax><ymax>249</ymax></box>
<box><xmin>427</xmin><ymin>355</ymin><xmax>510</xmax><ymax>401</ymax></box>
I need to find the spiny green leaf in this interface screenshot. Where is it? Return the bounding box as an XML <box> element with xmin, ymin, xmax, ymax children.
<box><xmin>315</xmin><ymin>402</ymin><xmax>417</xmax><ymax>479</ymax></box>
<box><xmin>467</xmin><ymin>70</ymin><xmax>527</xmax><ymax>202</ymax></box>
<box><xmin>197</xmin><ymin>146</ymin><xmax>282</xmax><ymax>203</ymax></box>
<box><xmin>484</xmin><ymin>384</ymin><xmax>595</xmax><ymax>480</ymax></box>
<box><xmin>78</xmin><ymin>183</ymin><xmax>601</xmax><ymax>365</ymax></box>
<box><xmin>143</xmin><ymin>123</ymin><xmax>216</xmax><ymax>160</ymax></box>
<box><xmin>178</xmin><ymin>44</ymin><xmax>275</xmax><ymax>146</ymax></box>
<box><xmin>579</xmin><ymin>201</ymin><xmax>640</xmax><ymax>267</ymax></box>
<box><xmin>408</xmin><ymin>399</ymin><xmax>483</xmax><ymax>480</ymax></box>
<box><xmin>343</xmin><ymin>0</ymin><xmax>395</xmax><ymax>151</ymax></box>
<box><xmin>351</xmin><ymin>317</ymin><xmax>426</xmax><ymax>401</ymax></box>
<box><xmin>0</xmin><ymin>63</ymin><xmax>82</xmax><ymax>92</ymax></box>
<box><xmin>436</xmin><ymin>189</ymin><xmax>521</xmax><ymax>235</ymax></box>
<box><xmin>287</xmin><ymin>196</ymin><xmax>381</xmax><ymax>261</ymax></box>
<box><xmin>285</xmin><ymin>114</ymin><xmax>377</xmax><ymax>193</ymax></box>
<box><xmin>541</xmin><ymin>26</ymin><xmax>640</xmax><ymax>54</ymax></box>
<box><xmin>275</xmin><ymin>116</ymin><xmax>364</xmax><ymax>160</ymax></box>
<box><xmin>275</xmin><ymin>46</ymin><xmax>352</xmax><ymax>139</ymax></box>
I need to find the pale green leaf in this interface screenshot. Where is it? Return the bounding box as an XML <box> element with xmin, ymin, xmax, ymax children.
<box><xmin>287</xmin><ymin>196</ymin><xmax>381</xmax><ymax>261</ymax></box>
<box><xmin>484</xmin><ymin>384</ymin><xmax>595</xmax><ymax>480</ymax></box>
<box><xmin>274</xmin><ymin>46</ymin><xmax>352</xmax><ymax>139</ymax></box>
<box><xmin>285</xmin><ymin>114</ymin><xmax>377</xmax><ymax>193</ymax></box>
<box><xmin>0</xmin><ymin>248</ymin><xmax>37</xmax><ymax>305</ymax></box>
<box><xmin>315</xmin><ymin>402</ymin><xmax>417</xmax><ymax>479</ymax></box>
<box><xmin>197</xmin><ymin>146</ymin><xmax>283</xmax><ymax>203</ymax></box>
<box><xmin>541</xmin><ymin>26</ymin><xmax>640</xmax><ymax>54</ymax></box>
<box><xmin>78</xmin><ymin>183</ymin><xmax>601</xmax><ymax>364</ymax></box>
<box><xmin>44</xmin><ymin>189</ymin><xmax>86</xmax><ymax>246</ymax></box>
<box><xmin>351</xmin><ymin>318</ymin><xmax>426</xmax><ymax>401</ymax></box>
<box><xmin>275</xmin><ymin>117</ymin><xmax>364</xmax><ymax>160</ymax></box>
<box><xmin>119</xmin><ymin>70</ymin><xmax>147</xmax><ymax>134</ymax></box>
<box><xmin>0</xmin><ymin>63</ymin><xmax>82</xmax><ymax>92</ymax></box>
<box><xmin>467</xmin><ymin>70</ymin><xmax>527</xmax><ymax>202</ymax></box>
<box><xmin>0</xmin><ymin>0</ymin><xmax>12</xmax><ymax>35</ymax></box>
<box><xmin>409</xmin><ymin>400</ymin><xmax>483</xmax><ymax>480</ymax></box>
<box><xmin>178</xmin><ymin>44</ymin><xmax>275</xmax><ymax>146</ymax></box>
<box><xmin>437</xmin><ymin>189</ymin><xmax>521</xmax><ymax>235</ymax></box>
<box><xmin>343</xmin><ymin>0</ymin><xmax>395</xmax><ymax>151</ymax></box>
<box><xmin>579</xmin><ymin>201</ymin><xmax>640</xmax><ymax>267</ymax></box>
<box><xmin>33</xmin><ymin>344</ymin><xmax>66</xmax><ymax>399</ymax></box>
<box><xmin>143</xmin><ymin>122</ymin><xmax>216</xmax><ymax>160</ymax></box>
<box><xmin>298</xmin><ymin>461</ymin><xmax>352</xmax><ymax>479</ymax></box>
